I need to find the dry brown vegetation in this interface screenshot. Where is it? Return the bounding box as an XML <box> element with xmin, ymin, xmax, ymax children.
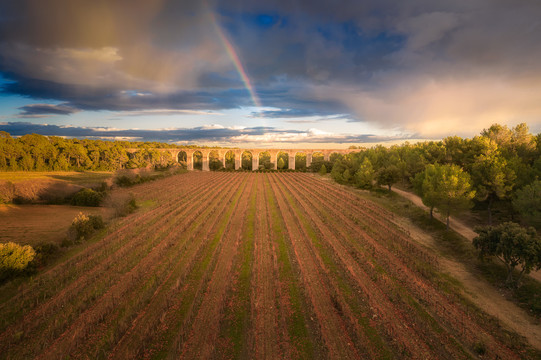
<box><xmin>0</xmin><ymin>171</ymin><xmax>113</xmax><ymax>204</ymax></box>
<box><xmin>0</xmin><ymin>172</ymin><xmax>539</xmax><ymax>359</ymax></box>
<box><xmin>0</xmin><ymin>205</ymin><xmax>110</xmax><ymax>247</ymax></box>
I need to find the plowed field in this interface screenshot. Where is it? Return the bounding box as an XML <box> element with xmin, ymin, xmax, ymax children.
<box><xmin>0</xmin><ymin>172</ymin><xmax>534</xmax><ymax>359</ymax></box>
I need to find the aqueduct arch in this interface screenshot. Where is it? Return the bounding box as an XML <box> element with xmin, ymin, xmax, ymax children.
<box><xmin>130</xmin><ymin>147</ymin><xmax>356</xmax><ymax>171</ymax></box>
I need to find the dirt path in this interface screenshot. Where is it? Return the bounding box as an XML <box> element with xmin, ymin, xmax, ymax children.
<box><xmin>390</xmin><ymin>187</ymin><xmax>541</xmax><ymax>283</ymax></box>
<box><xmin>390</xmin><ymin>206</ymin><xmax>541</xmax><ymax>350</ymax></box>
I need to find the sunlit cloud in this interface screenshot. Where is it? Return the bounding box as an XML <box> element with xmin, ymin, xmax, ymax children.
<box><xmin>1</xmin><ymin>0</ymin><xmax>540</xmax><ymax>141</ymax></box>
<box><xmin>0</xmin><ymin>122</ymin><xmax>414</xmax><ymax>146</ymax></box>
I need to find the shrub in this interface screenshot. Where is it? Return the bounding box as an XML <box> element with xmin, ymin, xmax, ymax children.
<box><xmin>93</xmin><ymin>181</ymin><xmax>111</xmax><ymax>193</ymax></box>
<box><xmin>12</xmin><ymin>181</ymin><xmax>43</xmax><ymax>203</ymax></box>
<box><xmin>67</xmin><ymin>213</ymin><xmax>105</xmax><ymax>243</ymax></box>
<box><xmin>473</xmin><ymin>342</ymin><xmax>486</xmax><ymax>355</ymax></box>
<box><xmin>33</xmin><ymin>242</ymin><xmax>59</xmax><ymax>266</ymax></box>
<box><xmin>105</xmin><ymin>193</ymin><xmax>138</xmax><ymax>217</ymax></box>
<box><xmin>71</xmin><ymin>188</ymin><xmax>103</xmax><ymax>207</ymax></box>
<box><xmin>0</xmin><ymin>242</ymin><xmax>36</xmax><ymax>281</ymax></box>
<box><xmin>34</xmin><ymin>242</ymin><xmax>59</xmax><ymax>256</ymax></box>
<box><xmin>0</xmin><ymin>181</ymin><xmax>16</xmax><ymax>203</ymax></box>
<box><xmin>115</xmin><ymin>175</ymin><xmax>135</xmax><ymax>187</ymax></box>
<box><xmin>38</xmin><ymin>182</ymin><xmax>81</xmax><ymax>204</ymax></box>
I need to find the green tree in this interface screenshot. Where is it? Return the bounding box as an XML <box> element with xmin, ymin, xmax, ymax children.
<box><xmin>66</xmin><ymin>143</ymin><xmax>90</xmax><ymax>168</ymax></box>
<box><xmin>259</xmin><ymin>151</ymin><xmax>272</xmax><ymax>169</ymax></box>
<box><xmin>376</xmin><ymin>165</ymin><xmax>400</xmax><ymax>191</ymax></box>
<box><xmin>241</xmin><ymin>151</ymin><xmax>252</xmax><ymax>170</ymax></box>
<box><xmin>277</xmin><ymin>152</ymin><xmax>289</xmax><ymax>169</ymax></box>
<box><xmin>319</xmin><ymin>164</ymin><xmax>327</xmax><ymax>175</ymax></box>
<box><xmin>19</xmin><ymin>133</ymin><xmax>57</xmax><ymax>171</ymax></box>
<box><xmin>295</xmin><ymin>153</ymin><xmax>307</xmax><ymax>171</ymax></box>
<box><xmin>473</xmin><ymin>222</ymin><xmax>541</xmax><ymax>285</ymax></box>
<box><xmin>481</xmin><ymin>123</ymin><xmax>512</xmax><ymax>150</ymax></box>
<box><xmin>513</xmin><ymin>180</ymin><xmax>541</xmax><ymax>226</ymax></box>
<box><xmin>511</xmin><ymin>123</ymin><xmax>536</xmax><ymax>161</ymax></box>
<box><xmin>413</xmin><ymin>164</ymin><xmax>475</xmax><ymax>226</ymax></box>
<box><xmin>208</xmin><ymin>150</ymin><xmax>223</xmax><ymax>171</ymax></box>
<box><xmin>224</xmin><ymin>151</ymin><xmax>236</xmax><ymax>170</ymax></box>
<box><xmin>19</xmin><ymin>154</ymin><xmax>35</xmax><ymax>170</ymax></box>
<box><xmin>0</xmin><ymin>242</ymin><xmax>36</xmax><ymax>281</ymax></box>
<box><xmin>412</xmin><ymin>164</ymin><xmax>440</xmax><ymax>219</ymax></box>
<box><xmin>471</xmin><ymin>137</ymin><xmax>515</xmax><ymax>225</ymax></box>
<box><xmin>277</xmin><ymin>157</ymin><xmax>286</xmax><ymax>170</ymax></box>
<box><xmin>433</xmin><ymin>164</ymin><xmax>475</xmax><ymax>229</ymax></box>
<box><xmin>354</xmin><ymin>158</ymin><xmax>374</xmax><ymax>189</ymax></box>
<box><xmin>53</xmin><ymin>154</ymin><xmax>70</xmax><ymax>171</ymax></box>
<box><xmin>342</xmin><ymin>169</ymin><xmax>352</xmax><ymax>183</ymax></box>
<box><xmin>331</xmin><ymin>161</ymin><xmax>346</xmax><ymax>183</ymax></box>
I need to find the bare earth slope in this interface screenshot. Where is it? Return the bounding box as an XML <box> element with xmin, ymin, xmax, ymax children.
<box><xmin>0</xmin><ymin>172</ymin><xmax>538</xmax><ymax>359</ymax></box>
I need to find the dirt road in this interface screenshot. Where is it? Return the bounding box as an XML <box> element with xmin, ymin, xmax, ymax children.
<box><xmin>390</xmin><ymin>187</ymin><xmax>541</xmax><ymax>283</ymax></box>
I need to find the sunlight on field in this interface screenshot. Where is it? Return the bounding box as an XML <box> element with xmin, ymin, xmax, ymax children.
<box><xmin>0</xmin><ymin>204</ymin><xmax>111</xmax><ymax>247</ymax></box>
<box><xmin>0</xmin><ymin>171</ymin><xmax>113</xmax><ymax>185</ymax></box>
<box><xmin>0</xmin><ymin>172</ymin><xmax>537</xmax><ymax>359</ymax></box>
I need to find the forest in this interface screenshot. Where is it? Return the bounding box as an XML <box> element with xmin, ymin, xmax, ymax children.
<box><xmin>0</xmin><ymin>131</ymin><xmax>196</xmax><ymax>171</ymax></box>
<box><xmin>327</xmin><ymin>123</ymin><xmax>541</xmax><ymax>229</ymax></box>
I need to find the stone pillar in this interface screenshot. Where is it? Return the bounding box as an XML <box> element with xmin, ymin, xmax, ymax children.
<box><xmin>252</xmin><ymin>154</ymin><xmax>259</xmax><ymax>171</ymax></box>
<box><xmin>324</xmin><ymin>152</ymin><xmax>330</xmax><ymax>162</ymax></box>
<box><xmin>235</xmin><ymin>151</ymin><xmax>242</xmax><ymax>170</ymax></box>
<box><xmin>306</xmin><ymin>153</ymin><xmax>312</xmax><ymax>168</ymax></box>
<box><xmin>221</xmin><ymin>152</ymin><xmax>227</xmax><ymax>169</ymax></box>
<box><xmin>289</xmin><ymin>154</ymin><xmax>295</xmax><ymax>170</ymax></box>
<box><xmin>202</xmin><ymin>150</ymin><xmax>210</xmax><ymax>171</ymax></box>
<box><xmin>270</xmin><ymin>151</ymin><xmax>278</xmax><ymax>170</ymax></box>
<box><xmin>170</xmin><ymin>150</ymin><xmax>178</xmax><ymax>163</ymax></box>
<box><xmin>186</xmin><ymin>151</ymin><xmax>194</xmax><ymax>170</ymax></box>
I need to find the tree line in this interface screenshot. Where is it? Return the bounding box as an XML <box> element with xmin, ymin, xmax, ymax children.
<box><xmin>2</xmin><ymin>124</ymin><xmax>540</xmax><ymax>228</ymax></box>
<box><xmin>327</xmin><ymin>123</ymin><xmax>541</xmax><ymax>229</ymax></box>
<box><xmin>0</xmin><ymin>131</ymin><xmax>182</xmax><ymax>171</ymax></box>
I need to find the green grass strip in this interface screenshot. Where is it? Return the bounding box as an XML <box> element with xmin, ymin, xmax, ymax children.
<box><xmin>219</xmin><ymin>177</ymin><xmax>256</xmax><ymax>358</ymax></box>
<box><xmin>275</xmin><ymin>179</ymin><xmax>393</xmax><ymax>358</ymax></box>
<box><xmin>265</xmin><ymin>176</ymin><xmax>315</xmax><ymax>359</ymax></box>
<box><xmin>152</xmin><ymin>176</ymin><xmax>248</xmax><ymax>359</ymax></box>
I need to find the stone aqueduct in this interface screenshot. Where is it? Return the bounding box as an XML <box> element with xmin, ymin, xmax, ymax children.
<box><xmin>130</xmin><ymin>148</ymin><xmax>356</xmax><ymax>171</ymax></box>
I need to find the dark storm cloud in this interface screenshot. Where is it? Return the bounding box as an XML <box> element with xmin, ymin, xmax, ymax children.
<box><xmin>17</xmin><ymin>103</ymin><xmax>80</xmax><ymax>117</ymax></box>
<box><xmin>0</xmin><ymin>122</ymin><xmax>413</xmax><ymax>144</ymax></box>
<box><xmin>1</xmin><ymin>0</ymin><xmax>541</xmax><ymax>137</ymax></box>
<box><xmin>0</xmin><ymin>74</ymin><xmax>254</xmax><ymax>112</ymax></box>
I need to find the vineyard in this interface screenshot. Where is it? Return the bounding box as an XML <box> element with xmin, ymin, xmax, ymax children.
<box><xmin>0</xmin><ymin>172</ymin><xmax>536</xmax><ymax>359</ymax></box>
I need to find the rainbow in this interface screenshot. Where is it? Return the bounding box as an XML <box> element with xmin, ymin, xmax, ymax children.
<box><xmin>208</xmin><ymin>9</ymin><xmax>262</xmax><ymax>107</ymax></box>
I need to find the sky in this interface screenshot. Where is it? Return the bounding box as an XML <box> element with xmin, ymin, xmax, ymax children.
<box><xmin>1</xmin><ymin>0</ymin><xmax>541</xmax><ymax>148</ymax></box>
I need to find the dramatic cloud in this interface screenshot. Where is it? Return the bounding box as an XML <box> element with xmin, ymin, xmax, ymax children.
<box><xmin>1</xmin><ymin>0</ymin><xmax>540</xmax><ymax>141</ymax></box>
<box><xmin>17</xmin><ymin>103</ymin><xmax>80</xmax><ymax>118</ymax></box>
<box><xmin>0</xmin><ymin>122</ymin><xmax>413</xmax><ymax>145</ymax></box>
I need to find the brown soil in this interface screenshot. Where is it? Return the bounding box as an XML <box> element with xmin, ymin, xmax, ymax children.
<box><xmin>391</xmin><ymin>213</ymin><xmax>541</xmax><ymax>350</ymax></box>
<box><xmin>252</xmin><ymin>175</ymin><xmax>291</xmax><ymax>359</ymax></box>
<box><xmin>0</xmin><ymin>172</ymin><xmax>538</xmax><ymax>359</ymax></box>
